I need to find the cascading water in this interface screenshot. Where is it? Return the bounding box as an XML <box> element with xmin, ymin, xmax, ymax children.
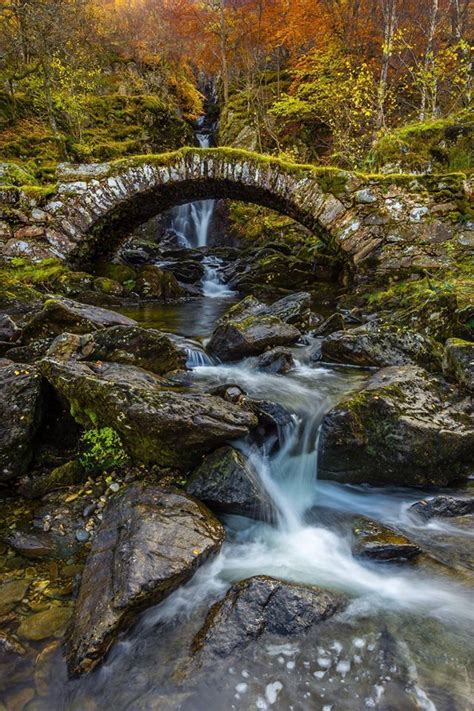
<box><xmin>167</xmin><ymin>118</ymin><xmax>215</xmax><ymax>250</ymax></box>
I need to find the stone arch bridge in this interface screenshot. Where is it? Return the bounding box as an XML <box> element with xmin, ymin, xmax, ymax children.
<box><xmin>0</xmin><ymin>148</ymin><xmax>470</xmax><ymax>280</ymax></box>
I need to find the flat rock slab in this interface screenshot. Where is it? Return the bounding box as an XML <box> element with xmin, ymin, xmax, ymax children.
<box><xmin>65</xmin><ymin>484</ymin><xmax>225</xmax><ymax>676</ymax></box>
<box><xmin>193</xmin><ymin>575</ymin><xmax>347</xmax><ymax>663</ymax></box>
<box><xmin>23</xmin><ymin>295</ymin><xmax>136</xmax><ymax>343</ymax></box>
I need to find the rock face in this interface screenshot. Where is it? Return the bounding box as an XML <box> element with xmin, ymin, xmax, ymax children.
<box><xmin>0</xmin><ymin>363</ymin><xmax>43</xmax><ymax>481</ymax></box>
<box><xmin>65</xmin><ymin>484</ymin><xmax>225</xmax><ymax>676</ymax></box>
<box><xmin>442</xmin><ymin>338</ymin><xmax>474</xmax><ymax>391</ymax></box>
<box><xmin>318</xmin><ymin>365</ymin><xmax>474</xmax><ymax>486</ymax></box>
<box><xmin>186</xmin><ymin>446</ymin><xmax>273</xmax><ymax>520</ymax></box>
<box><xmin>47</xmin><ymin>326</ymin><xmax>186</xmax><ymax>375</ymax></box>
<box><xmin>193</xmin><ymin>576</ymin><xmax>346</xmax><ymax>662</ymax></box>
<box><xmin>256</xmin><ymin>347</ymin><xmax>296</xmax><ymax>374</ymax></box>
<box><xmin>267</xmin><ymin>292</ymin><xmax>312</xmax><ymax>330</ymax></box>
<box><xmin>409</xmin><ymin>495</ymin><xmax>474</xmax><ymax>521</ymax></box>
<box><xmin>321</xmin><ymin>323</ymin><xmax>441</xmax><ymax>370</ymax></box>
<box><xmin>23</xmin><ymin>296</ymin><xmax>136</xmax><ymax>343</ymax></box>
<box><xmin>39</xmin><ymin>358</ymin><xmax>257</xmax><ymax>469</ymax></box>
<box><xmin>351</xmin><ymin>516</ymin><xmax>421</xmax><ymax>562</ymax></box>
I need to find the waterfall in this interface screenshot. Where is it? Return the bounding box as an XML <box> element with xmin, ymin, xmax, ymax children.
<box><xmin>167</xmin><ymin>118</ymin><xmax>215</xmax><ymax>249</ymax></box>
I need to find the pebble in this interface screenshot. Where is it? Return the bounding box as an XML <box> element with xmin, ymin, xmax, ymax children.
<box><xmin>109</xmin><ymin>482</ymin><xmax>120</xmax><ymax>493</ymax></box>
<box><xmin>75</xmin><ymin>529</ymin><xmax>90</xmax><ymax>542</ymax></box>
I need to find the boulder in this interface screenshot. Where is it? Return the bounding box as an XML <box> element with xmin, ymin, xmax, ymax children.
<box><xmin>318</xmin><ymin>365</ymin><xmax>474</xmax><ymax>486</ymax></box>
<box><xmin>207</xmin><ymin>314</ymin><xmax>300</xmax><ymax>361</ymax></box>
<box><xmin>193</xmin><ymin>576</ymin><xmax>346</xmax><ymax>662</ymax></box>
<box><xmin>39</xmin><ymin>358</ymin><xmax>257</xmax><ymax>470</ymax></box>
<box><xmin>65</xmin><ymin>484</ymin><xmax>224</xmax><ymax>675</ymax></box>
<box><xmin>135</xmin><ymin>265</ymin><xmax>185</xmax><ymax>300</ymax></box>
<box><xmin>321</xmin><ymin>323</ymin><xmax>441</xmax><ymax>370</ymax></box>
<box><xmin>409</xmin><ymin>495</ymin><xmax>474</xmax><ymax>521</ymax></box>
<box><xmin>187</xmin><ymin>446</ymin><xmax>273</xmax><ymax>520</ymax></box>
<box><xmin>256</xmin><ymin>347</ymin><xmax>296</xmax><ymax>374</ymax></box>
<box><xmin>442</xmin><ymin>338</ymin><xmax>474</xmax><ymax>391</ymax></box>
<box><xmin>0</xmin><ymin>314</ymin><xmax>21</xmax><ymax>345</ymax></box>
<box><xmin>47</xmin><ymin>326</ymin><xmax>186</xmax><ymax>375</ymax></box>
<box><xmin>0</xmin><ymin>363</ymin><xmax>43</xmax><ymax>481</ymax></box>
<box><xmin>313</xmin><ymin>313</ymin><xmax>346</xmax><ymax>337</ymax></box>
<box><xmin>351</xmin><ymin>516</ymin><xmax>421</xmax><ymax>562</ymax></box>
<box><xmin>22</xmin><ymin>296</ymin><xmax>136</xmax><ymax>343</ymax></box>
<box><xmin>267</xmin><ymin>292</ymin><xmax>312</xmax><ymax>330</ymax></box>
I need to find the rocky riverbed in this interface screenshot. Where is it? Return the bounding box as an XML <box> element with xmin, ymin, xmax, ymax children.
<box><xmin>0</xmin><ymin>216</ymin><xmax>473</xmax><ymax>710</ymax></box>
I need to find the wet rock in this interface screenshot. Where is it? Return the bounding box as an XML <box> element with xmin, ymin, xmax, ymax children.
<box><xmin>0</xmin><ymin>579</ymin><xmax>31</xmax><ymax>615</ymax></box>
<box><xmin>351</xmin><ymin>516</ymin><xmax>421</xmax><ymax>562</ymax></box>
<box><xmin>48</xmin><ymin>326</ymin><xmax>187</xmax><ymax>376</ymax></box>
<box><xmin>89</xmin><ymin>326</ymin><xmax>186</xmax><ymax>375</ymax></box>
<box><xmin>0</xmin><ymin>314</ymin><xmax>21</xmax><ymax>345</ymax></box>
<box><xmin>0</xmin><ymin>632</ymin><xmax>31</xmax><ymax>694</ymax></box>
<box><xmin>208</xmin><ymin>313</ymin><xmax>300</xmax><ymax>361</ymax></box>
<box><xmin>4</xmin><ymin>338</ymin><xmax>51</xmax><ymax>364</ymax></box>
<box><xmin>442</xmin><ymin>338</ymin><xmax>474</xmax><ymax>391</ymax></box>
<box><xmin>187</xmin><ymin>446</ymin><xmax>273</xmax><ymax>520</ymax></box>
<box><xmin>318</xmin><ymin>365</ymin><xmax>474</xmax><ymax>486</ymax></box>
<box><xmin>135</xmin><ymin>265</ymin><xmax>185</xmax><ymax>300</ymax></box>
<box><xmin>267</xmin><ymin>292</ymin><xmax>312</xmax><ymax>330</ymax></box>
<box><xmin>321</xmin><ymin>323</ymin><xmax>441</xmax><ymax>370</ymax></box>
<box><xmin>313</xmin><ymin>312</ymin><xmax>346</xmax><ymax>337</ymax></box>
<box><xmin>0</xmin><ymin>363</ymin><xmax>43</xmax><ymax>481</ymax></box>
<box><xmin>4</xmin><ymin>530</ymin><xmax>63</xmax><ymax>559</ymax></box>
<box><xmin>409</xmin><ymin>495</ymin><xmax>474</xmax><ymax>521</ymax></box>
<box><xmin>256</xmin><ymin>347</ymin><xmax>296</xmax><ymax>374</ymax></box>
<box><xmin>208</xmin><ymin>383</ymin><xmax>246</xmax><ymax>403</ymax></box>
<box><xmin>40</xmin><ymin>358</ymin><xmax>256</xmax><ymax>470</ymax></box>
<box><xmin>243</xmin><ymin>398</ymin><xmax>294</xmax><ymax>441</ymax></box>
<box><xmin>17</xmin><ymin>606</ymin><xmax>71</xmax><ymax>641</ymax></box>
<box><xmin>22</xmin><ymin>296</ymin><xmax>136</xmax><ymax>343</ymax></box>
<box><xmin>65</xmin><ymin>484</ymin><xmax>224</xmax><ymax>676</ymax></box>
<box><xmin>193</xmin><ymin>576</ymin><xmax>346</xmax><ymax>662</ymax></box>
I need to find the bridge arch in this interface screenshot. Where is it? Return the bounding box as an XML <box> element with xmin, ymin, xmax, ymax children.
<box><xmin>52</xmin><ymin>148</ymin><xmax>354</xmax><ymax>265</ymax></box>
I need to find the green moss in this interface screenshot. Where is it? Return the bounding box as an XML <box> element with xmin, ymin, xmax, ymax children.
<box><xmin>367</xmin><ymin>112</ymin><xmax>473</xmax><ymax>173</ymax></box>
<box><xmin>78</xmin><ymin>427</ymin><xmax>129</xmax><ymax>473</ymax></box>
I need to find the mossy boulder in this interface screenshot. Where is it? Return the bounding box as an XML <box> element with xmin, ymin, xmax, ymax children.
<box><xmin>187</xmin><ymin>446</ymin><xmax>273</xmax><ymax>520</ymax></box>
<box><xmin>135</xmin><ymin>265</ymin><xmax>185</xmax><ymax>301</ymax></box>
<box><xmin>321</xmin><ymin>322</ymin><xmax>442</xmax><ymax>371</ymax></box>
<box><xmin>208</xmin><ymin>314</ymin><xmax>300</xmax><ymax>362</ymax></box>
<box><xmin>39</xmin><ymin>358</ymin><xmax>257</xmax><ymax>470</ymax></box>
<box><xmin>22</xmin><ymin>296</ymin><xmax>137</xmax><ymax>343</ymax></box>
<box><xmin>207</xmin><ymin>294</ymin><xmax>305</xmax><ymax>361</ymax></box>
<box><xmin>65</xmin><ymin>484</ymin><xmax>224</xmax><ymax>676</ymax></box>
<box><xmin>442</xmin><ymin>338</ymin><xmax>474</xmax><ymax>391</ymax></box>
<box><xmin>0</xmin><ymin>363</ymin><xmax>43</xmax><ymax>481</ymax></box>
<box><xmin>318</xmin><ymin>365</ymin><xmax>474</xmax><ymax>486</ymax></box>
<box><xmin>88</xmin><ymin>325</ymin><xmax>186</xmax><ymax>375</ymax></box>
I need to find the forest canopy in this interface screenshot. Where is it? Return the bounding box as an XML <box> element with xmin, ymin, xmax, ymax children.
<box><xmin>0</xmin><ymin>0</ymin><xmax>472</xmax><ymax>166</ymax></box>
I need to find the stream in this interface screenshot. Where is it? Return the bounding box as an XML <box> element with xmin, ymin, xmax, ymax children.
<box><xmin>56</xmin><ymin>122</ymin><xmax>474</xmax><ymax>711</ymax></box>
<box><xmin>6</xmin><ymin>120</ymin><xmax>472</xmax><ymax>711</ymax></box>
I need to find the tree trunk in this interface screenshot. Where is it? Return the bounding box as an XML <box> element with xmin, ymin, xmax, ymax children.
<box><xmin>377</xmin><ymin>0</ymin><xmax>397</xmax><ymax>130</ymax></box>
<box><xmin>420</xmin><ymin>0</ymin><xmax>439</xmax><ymax>121</ymax></box>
